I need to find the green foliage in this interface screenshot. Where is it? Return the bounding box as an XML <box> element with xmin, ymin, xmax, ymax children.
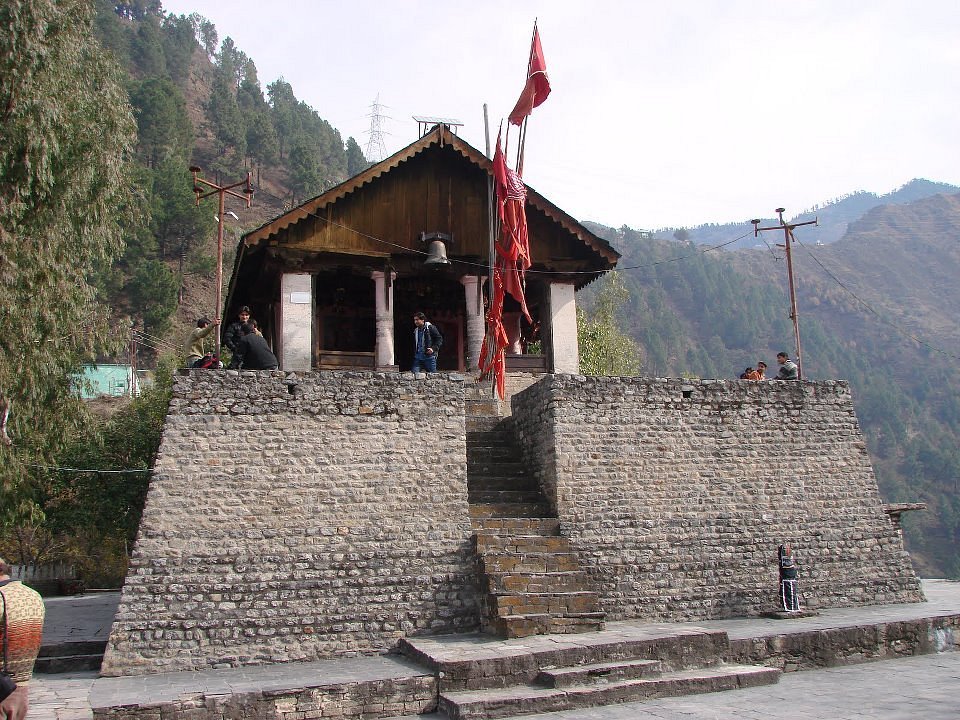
<box><xmin>577</xmin><ymin>273</ymin><xmax>643</xmax><ymax>376</ymax></box>
<box><xmin>127</xmin><ymin>260</ymin><xmax>180</xmax><ymax>336</ymax></box>
<box><xmin>0</xmin><ymin>0</ymin><xmax>138</xmax><ymax>511</ymax></box>
<box><xmin>1</xmin><ymin>358</ymin><xmax>174</xmax><ymax>585</ymax></box>
<box><xmin>130</xmin><ymin>77</ymin><xmax>193</xmax><ymax>166</ymax></box>
<box><xmin>346</xmin><ymin>136</ymin><xmax>368</xmax><ymax>176</ymax></box>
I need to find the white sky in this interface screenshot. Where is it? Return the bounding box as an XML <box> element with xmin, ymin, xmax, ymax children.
<box><xmin>160</xmin><ymin>0</ymin><xmax>960</xmax><ymax>229</ymax></box>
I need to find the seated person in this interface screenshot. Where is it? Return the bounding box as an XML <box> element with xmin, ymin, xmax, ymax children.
<box><xmin>228</xmin><ymin>323</ymin><xmax>278</xmax><ymax>370</ymax></box>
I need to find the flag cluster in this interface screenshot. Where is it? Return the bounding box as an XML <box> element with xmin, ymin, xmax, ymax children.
<box><xmin>478</xmin><ymin>26</ymin><xmax>550</xmax><ymax>398</ymax></box>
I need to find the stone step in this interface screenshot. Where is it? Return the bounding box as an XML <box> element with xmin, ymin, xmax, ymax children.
<box><xmin>483</xmin><ymin>571</ymin><xmax>590</xmax><ymax>594</ymax></box>
<box><xmin>438</xmin><ymin>664</ymin><xmax>781</xmax><ymax>719</ymax></box>
<box><xmin>469</xmin><ymin>490</ymin><xmax>544</xmax><ymax>505</ymax></box>
<box><xmin>481</xmin><ymin>552</ymin><xmax>580</xmax><ymax>574</ymax></box>
<box><xmin>489</xmin><ymin>590</ymin><xmax>602</xmax><ymax>617</ymax></box>
<box><xmin>470</xmin><ymin>503</ymin><xmax>553</xmax><ymax>519</ymax></box>
<box><xmin>398</xmin><ymin>627</ymin><xmax>732</xmax><ymax>691</ymax></box>
<box><xmin>536</xmin><ymin>658</ymin><xmax>663</xmax><ymax>688</ymax></box>
<box><xmin>465</xmin><ymin>429</ymin><xmax>515</xmax><ymax>445</ymax></box>
<box><xmin>465</xmin><ymin>416</ymin><xmax>504</xmax><ymax>432</ymax></box>
<box><xmin>35</xmin><ymin>653</ymin><xmax>104</xmax><ymax>674</ymax></box>
<box><xmin>475</xmin><ymin>533</ymin><xmax>571</xmax><ymax>553</ymax></box>
<box><xmin>471</xmin><ymin>517</ymin><xmax>561</xmax><ymax>535</ymax></box>
<box><xmin>491</xmin><ymin>612</ymin><xmax>606</xmax><ymax>639</ymax></box>
<box><xmin>466</xmin><ymin>445</ymin><xmax>521</xmax><ymax>461</ymax></box>
<box><xmin>467</xmin><ymin>475</ymin><xmax>540</xmax><ymax>492</ymax></box>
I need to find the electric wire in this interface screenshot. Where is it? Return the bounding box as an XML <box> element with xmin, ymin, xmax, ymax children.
<box><xmin>26</xmin><ymin>463</ymin><xmax>150</xmax><ymax>474</ymax></box>
<box><xmin>790</xmin><ymin>235</ymin><xmax>960</xmax><ymax>361</ymax></box>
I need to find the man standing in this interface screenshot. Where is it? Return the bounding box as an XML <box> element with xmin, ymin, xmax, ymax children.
<box><xmin>228</xmin><ymin>323</ymin><xmax>278</xmax><ymax>370</ymax></box>
<box><xmin>775</xmin><ymin>352</ymin><xmax>799</xmax><ymax>380</ymax></box>
<box><xmin>184</xmin><ymin>317</ymin><xmax>220</xmax><ymax>368</ymax></box>
<box><xmin>412</xmin><ymin>312</ymin><xmax>443</xmax><ymax>373</ymax></box>
<box><xmin>223</xmin><ymin>306</ymin><xmax>252</xmax><ymax>354</ymax></box>
<box><xmin>0</xmin><ymin>557</ymin><xmax>45</xmax><ymax>720</ymax></box>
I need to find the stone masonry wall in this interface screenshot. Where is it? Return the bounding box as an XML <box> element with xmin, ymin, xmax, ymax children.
<box><xmin>510</xmin><ymin>375</ymin><xmax>924</xmax><ymax>621</ymax></box>
<box><xmin>102</xmin><ymin>370</ymin><xmax>478</xmax><ymax>676</ymax></box>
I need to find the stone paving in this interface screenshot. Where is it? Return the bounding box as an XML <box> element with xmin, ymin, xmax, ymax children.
<box><xmin>27</xmin><ymin>580</ymin><xmax>960</xmax><ymax>720</ymax></box>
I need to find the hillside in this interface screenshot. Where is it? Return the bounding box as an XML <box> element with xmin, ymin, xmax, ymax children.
<box><xmin>587</xmin><ymin>192</ymin><xmax>960</xmax><ymax>577</ymax></box>
<box><xmin>651</xmin><ymin>179</ymin><xmax>960</xmax><ymax>250</ymax></box>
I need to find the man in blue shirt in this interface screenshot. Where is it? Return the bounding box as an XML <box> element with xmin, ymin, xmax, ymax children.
<box><xmin>412</xmin><ymin>312</ymin><xmax>443</xmax><ymax>373</ymax></box>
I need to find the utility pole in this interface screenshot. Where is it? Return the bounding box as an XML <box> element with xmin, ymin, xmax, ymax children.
<box><xmin>751</xmin><ymin>208</ymin><xmax>817</xmax><ymax>380</ymax></box>
<box><xmin>128</xmin><ymin>320</ymin><xmax>138</xmax><ymax>398</ymax></box>
<box><xmin>190</xmin><ymin>166</ymin><xmax>253</xmax><ymax>356</ymax></box>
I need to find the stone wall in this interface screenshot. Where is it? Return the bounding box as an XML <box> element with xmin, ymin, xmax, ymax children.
<box><xmin>510</xmin><ymin>375</ymin><xmax>924</xmax><ymax>621</ymax></box>
<box><xmin>102</xmin><ymin>370</ymin><xmax>478</xmax><ymax>676</ymax></box>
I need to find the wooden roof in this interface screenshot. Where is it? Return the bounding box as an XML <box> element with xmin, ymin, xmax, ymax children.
<box><xmin>241</xmin><ymin>124</ymin><xmax>620</xmax><ymax>267</ymax></box>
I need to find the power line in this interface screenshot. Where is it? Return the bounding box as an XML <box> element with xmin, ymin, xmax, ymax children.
<box><xmin>27</xmin><ymin>463</ymin><xmax>151</xmax><ymax>474</ymax></box>
<box><xmin>791</xmin><ymin>236</ymin><xmax>960</xmax><ymax>362</ymax></box>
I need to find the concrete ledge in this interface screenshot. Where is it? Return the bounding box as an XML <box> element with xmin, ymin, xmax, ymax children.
<box><xmin>89</xmin><ymin>655</ymin><xmax>436</xmax><ymax>719</ymax></box>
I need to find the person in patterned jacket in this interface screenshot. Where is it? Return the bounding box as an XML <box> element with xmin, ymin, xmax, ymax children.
<box><xmin>0</xmin><ymin>556</ymin><xmax>45</xmax><ymax>720</ymax></box>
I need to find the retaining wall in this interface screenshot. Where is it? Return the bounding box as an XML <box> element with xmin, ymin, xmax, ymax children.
<box><xmin>101</xmin><ymin>370</ymin><xmax>477</xmax><ymax>676</ymax></box>
<box><xmin>510</xmin><ymin>375</ymin><xmax>924</xmax><ymax>620</ymax></box>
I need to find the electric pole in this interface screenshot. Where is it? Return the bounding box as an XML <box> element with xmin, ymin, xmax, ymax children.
<box><xmin>751</xmin><ymin>208</ymin><xmax>817</xmax><ymax>380</ymax></box>
<box><xmin>190</xmin><ymin>166</ymin><xmax>253</xmax><ymax>356</ymax></box>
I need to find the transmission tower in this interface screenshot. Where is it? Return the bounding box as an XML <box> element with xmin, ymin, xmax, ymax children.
<box><xmin>364</xmin><ymin>94</ymin><xmax>390</xmax><ymax>163</ymax></box>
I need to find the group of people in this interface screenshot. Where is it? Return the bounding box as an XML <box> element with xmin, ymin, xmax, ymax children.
<box><xmin>184</xmin><ymin>305</ymin><xmax>278</xmax><ymax>371</ymax></box>
<box><xmin>739</xmin><ymin>352</ymin><xmax>798</xmax><ymax>381</ymax></box>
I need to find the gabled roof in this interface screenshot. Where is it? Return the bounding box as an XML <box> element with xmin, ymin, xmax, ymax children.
<box><xmin>242</xmin><ymin>124</ymin><xmax>620</xmax><ymax>265</ymax></box>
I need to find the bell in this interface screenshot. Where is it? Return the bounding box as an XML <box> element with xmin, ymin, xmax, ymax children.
<box><xmin>423</xmin><ymin>239</ymin><xmax>451</xmax><ymax>266</ymax></box>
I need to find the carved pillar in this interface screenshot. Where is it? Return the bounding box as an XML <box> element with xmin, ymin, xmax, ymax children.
<box><xmin>281</xmin><ymin>273</ymin><xmax>313</xmax><ymax>370</ymax></box>
<box><xmin>371</xmin><ymin>270</ymin><xmax>397</xmax><ymax>369</ymax></box>
<box><xmin>460</xmin><ymin>274</ymin><xmax>487</xmax><ymax>373</ymax></box>
<box><xmin>548</xmin><ymin>281</ymin><xmax>579</xmax><ymax>373</ymax></box>
<box><xmin>503</xmin><ymin>312</ymin><xmax>523</xmax><ymax>354</ymax></box>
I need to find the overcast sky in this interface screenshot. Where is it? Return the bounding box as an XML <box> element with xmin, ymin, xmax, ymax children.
<box><xmin>160</xmin><ymin>0</ymin><xmax>960</xmax><ymax>229</ymax></box>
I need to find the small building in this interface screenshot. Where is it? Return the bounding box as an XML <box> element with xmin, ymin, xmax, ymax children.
<box><xmin>227</xmin><ymin>123</ymin><xmax>619</xmax><ymax>374</ymax></box>
<box><xmin>76</xmin><ymin>364</ymin><xmax>139</xmax><ymax>398</ymax></box>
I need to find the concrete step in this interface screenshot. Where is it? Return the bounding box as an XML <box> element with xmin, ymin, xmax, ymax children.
<box><xmin>536</xmin><ymin>658</ymin><xmax>663</xmax><ymax>688</ymax></box>
<box><xmin>489</xmin><ymin>590</ymin><xmax>602</xmax><ymax>617</ymax></box>
<box><xmin>438</xmin><ymin>664</ymin><xmax>781</xmax><ymax>719</ymax></box>
<box><xmin>36</xmin><ymin>641</ymin><xmax>106</xmax><ymax>674</ymax></box>
<box><xmin>467</xmin><ymin>475</ymin><xmax>540</xmax><ymax>492</ymax></box>
<box><xmin>481</xmin><ymin>552</ymin><xmax>580</xmax><ymax>574</ymax></box>
<box><xmin>475</xmin><ymin>533</ymin><xmax>571</xmax><ymax>553</ymax></box>
<box><xmin>492</xmin><ymin>612</ymin><xmax>606</xmax><ymax>639</ymax></box>
<box><xmin>483</xmin><ymin>570</ymin><xmax>590</xmax><ymax>594</ymax></box>
<box><xmin>469</xmin><ymin>490</ymin><xmax>544</xmax><ymax>505</ymax></box>
<box><xmin>471</xmin><ymin>517</ymin><xmax>561</xmax><ymax>535</ymax></box>
<box><xmin>398</xmin><ymin>627</ymin><xmax>733</xmax><ymax>691</ymax></box>
<box><xmin>470</xmin><ymin>503</ymin><xmax>553</xmax><ymax>519</ymax></box>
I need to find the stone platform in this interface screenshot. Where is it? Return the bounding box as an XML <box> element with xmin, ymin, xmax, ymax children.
<box><xmin>47</xmin><ymin>579</ymin><xmax>954</xmax><ymax>719</ymax></box>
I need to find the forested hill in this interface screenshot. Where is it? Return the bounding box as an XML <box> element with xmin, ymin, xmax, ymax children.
<box><xmin>585</xmin><ymin>190</ymin><xmax>960</xmax><ymax>577</ymax></box>
<box><xmin>651</xmin><ymin>179</ymin><xmax>960</xmax><ymax>250</ymax></box>
<box><xmin>90</xmin><ymin>0</ymin><xmax>369</xmax><ymax>344</ymax></box>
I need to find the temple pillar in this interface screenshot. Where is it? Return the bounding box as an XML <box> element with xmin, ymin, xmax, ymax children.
<box><xmin>281</xmin><ymin>273</ymin><xmax>313</xmax><ymax>370</ymax></box>
<box><xmin>460</xmin><ymin>274</ymin><xmax>487</xmax><ymax>373</ymax></box>
<box><xmin>503</xmin><ymin>312</ymin><xmax>523</xmax><ymax>354</ymax></box>
<box><xmin>371</xmin><ymin>270</ymin><xmax>397</xmax><ymax>369</ymax></box>
<box><xmin>548</xmin><ymin>281</ymin><xmax>579</xmax><ymax>373</ymax></box>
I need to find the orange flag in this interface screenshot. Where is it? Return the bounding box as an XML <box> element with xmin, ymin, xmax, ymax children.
<box><xmin>508</xmin><ymin>26</ymin><xmax>551</xmax><ymax>126</ymax></box>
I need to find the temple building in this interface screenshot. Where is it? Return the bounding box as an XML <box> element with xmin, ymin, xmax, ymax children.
<box><xmin>226</xmin><ymin>123</ymin><xmax>619</xmax><ymax>374</ymax></box>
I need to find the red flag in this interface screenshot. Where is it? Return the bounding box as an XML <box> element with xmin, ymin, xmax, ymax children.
<box><xmin>508</xmin><ymin>26</ymin><xmax>551</xmax><ymax>126</ymax></box>
<box><xmin>480</xmin><ymin>134</ymin><xmax>533</xmax><ymax>398</ymax></box>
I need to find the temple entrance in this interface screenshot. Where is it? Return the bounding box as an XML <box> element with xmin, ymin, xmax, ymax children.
<box><xmin>394</xmin><ymin>275</ymin><xmax>466</xmax><ymax>371</ymax></box>
<box><xmin>314</xmin><ymin>271</ymin><xmax>376</xmax><ymax>368</ymax></box>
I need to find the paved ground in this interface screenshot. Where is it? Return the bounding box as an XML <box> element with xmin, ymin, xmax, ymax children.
<box><xmin>27</xmin><ymin>581</ymin><xmax>960</xmax><ymax>720</ymax></box>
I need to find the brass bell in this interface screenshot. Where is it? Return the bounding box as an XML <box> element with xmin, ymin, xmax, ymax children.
<box><xmin>421</xmin><ymin>231</ymin><xmax>452</xmax><ymax>267</ymax></box>
<box><xmin>424</xmin><ymin>239</ymin><xmax>451</xmax><ymax>266</ymax></box>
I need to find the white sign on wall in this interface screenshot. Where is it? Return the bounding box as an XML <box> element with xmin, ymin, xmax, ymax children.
<box><xmin>290</xmin><ymin>292</ymin><xmax>311</xmax><ymax>304</ymax></box>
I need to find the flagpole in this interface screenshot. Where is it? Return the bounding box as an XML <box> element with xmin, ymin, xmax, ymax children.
<box><xmin>515</xmin><ymin>21</ymin><xmax>537</xmax><ymax>175</ymax></box>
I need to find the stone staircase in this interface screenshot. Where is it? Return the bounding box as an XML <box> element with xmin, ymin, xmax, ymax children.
<box><xmin>465</xmin><ymin>395</ymin><xmax>605</xmax><ymax>638</ymax></box>
<box><xmin>399</xmin><ymin>626</ymin><xmax>781</xmax><ymax>719</ymax></box>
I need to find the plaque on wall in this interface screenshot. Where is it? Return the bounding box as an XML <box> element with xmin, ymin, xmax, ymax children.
<box><xmin>290</xmin><ymin>292</ymin><xmax>311</xmax><ymax>304</ymax></box>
